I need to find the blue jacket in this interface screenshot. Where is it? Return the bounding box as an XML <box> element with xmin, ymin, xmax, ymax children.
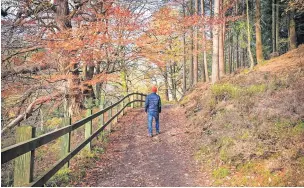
<box><xmin>145</xmin><ymin>93</ymin><xmax>161</xmax><ymax>113</ymax></box>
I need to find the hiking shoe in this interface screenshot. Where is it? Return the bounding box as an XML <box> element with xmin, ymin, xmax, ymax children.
<box><xmin>156</xmin><ymin>131</ymin><xmax>160</xmax><ymax>135</ymax></box>
<box><xmin>148</xmin><ymin>134</ymin><xmax>153</xmax><ymax>137</ymax></box>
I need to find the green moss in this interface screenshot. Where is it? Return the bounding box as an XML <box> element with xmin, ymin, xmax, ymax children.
<box><xmin>212</xmin><ymin>167</ymin><xmax>230</xmax><ymax>179</ymax></box>
<box><xmin>220</xmin><ymin>136</ymin><xmax>235</xmax><ymax>147</ymax></box>
<box><xmin>211</xmin><ymin>83</ymin><xmax>241</xmax><ymax>101</ymax></box>
<box><xmin>213</xmin><ymin>179</ymin><xmax>224</xmax><ymax>186</ymax></box>
<box><xmin>245</xmin><ymin>84</ymin><xmax>266</xmax><ymax>96</ymax></box>
<box><xmin>220</xmin><ymin>149</ymin><xmax>229</xmax><ymax>162</ymax></box>
<box><xmin>240</xmin><ymin>131</ymin><xmax>250</xmax><ymax>140</ymax></box>
<box><xmin>211</xmin><ymin>83</ymin><xmax>266</xmax><ymax>102</ymax></box>
<box><xmin>195</xmin><ymin>145</ymin><xmax>211</xmax><ymax>161</ymax></box>
<box><xmin>241</xmin><ymin>68</ymin><xmax>251</xmax><ymax>74</ymax></box>
<box><xmin>208</xmin><ymin>98</ymin><xmax>217</xmax><ymax>110</ymax></box>
<box><xmin>292</xmin><ymin>122</ymin><xmax>304</xmax><ymax>135</ymax></box>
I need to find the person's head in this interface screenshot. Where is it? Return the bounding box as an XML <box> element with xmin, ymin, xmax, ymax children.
<box><xmin>151</xmin><ymin>86</ymin><xmax>157</xmax><ymax>93</ymax></box>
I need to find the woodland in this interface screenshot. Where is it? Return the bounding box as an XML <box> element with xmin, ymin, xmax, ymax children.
<box><xmin>1</xmin><ymin>0</ymin><xmax>304</xmax><ymax>186</ymax></box>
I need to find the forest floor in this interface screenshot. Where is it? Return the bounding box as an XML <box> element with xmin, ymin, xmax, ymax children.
<box><xmin>70</xmin><ymin>105</ymin><xmax>211</xmax><ymax>187</ymax></box>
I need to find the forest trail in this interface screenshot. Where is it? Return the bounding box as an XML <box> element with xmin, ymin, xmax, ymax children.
<box><xmin>74</xmin><ymin>105</ymin><xmax>210</xmax><ymax>187</ymax></box>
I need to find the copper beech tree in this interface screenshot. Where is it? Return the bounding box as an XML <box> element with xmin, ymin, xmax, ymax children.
<box><xmin>1</xmin><ymin>1</ymin><xmax>143</xmax><ymax>134</ymax></box>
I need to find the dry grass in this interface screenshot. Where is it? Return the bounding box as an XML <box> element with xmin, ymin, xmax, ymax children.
<box><xmin>181</xmin><ymin>45</ymin><xmax>304</xmax><ymax>186</ymax></box>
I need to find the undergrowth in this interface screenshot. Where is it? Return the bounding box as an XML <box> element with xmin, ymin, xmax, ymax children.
<box><xmin>184</xmin><ymin>61</ymin><xmax>304</xmax><ymax>186</ymax></box>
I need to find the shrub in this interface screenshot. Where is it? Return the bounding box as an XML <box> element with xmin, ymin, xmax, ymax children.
<box><xmin>46</xmin><ymin>168</ymin><xmax>70</xmax><ymax>186</ymax></box>
<box><xmin>246</xmin><ymin>84</ymin><xmax>267</xmax><ymax>96</ymax></box>
<box><xmin>211</xmin><ymin>84</ymin><xmax>240</xmax><ymax>101</ymax></box>
<box><xmin>212</xmin><ymin>167</ymin><xmax>230</xmax><ymax>179</ymax></box>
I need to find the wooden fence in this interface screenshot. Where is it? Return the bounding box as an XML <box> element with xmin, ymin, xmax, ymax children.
<box><xmin>1</xmin><ymin>92</ymin><xmax>146</xmax><ymax>187</ymax></box>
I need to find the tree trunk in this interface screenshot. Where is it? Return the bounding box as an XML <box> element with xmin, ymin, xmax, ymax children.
<box><xmin>228</xmin><ymin>30</ymin><xmax>232</xmax><ymax>74</ymax></box>
<box><xmin>169</xmin><ymin>64</ymin><xmax>178</xmax><ymax>102</ymax></box>
<box><xmin>201</xmin><ymin>0</ymin><xmax>209</xmax><ymax>82</ymax></box>
<box><xmin>236</xmin><ymin>31</ymin><xmax>239</xmax><ymax>68</ymax></box>
<box><xmin>212</xmin><ymin>0</ymin><xmax>220</xmax><ymax>84</ymax></box>
<box><xmin>275</xmin><ymin>0</ymin><xmax>280</xmax><ymax>52</ymax></box>
<box><xmin>272</xmin><ymin>0</ymin><xmax>276</xmax><ymax>52</ymax></box>
<box><xmin>182</xmin><ymin>0</ymin><xmax>187</xmax><ymax>92</ymax></box>
<box><xmin>190</xmin><ymin>0</ymin><xmax>194</xmax><ymax>86</ymax></box>
<box><xmin>289</xmin><ymin>10</ymin><xmax>297</xmax><ymax>50</ymax></box>
<box><xmin>193</xmin><ymin>0</ymin><xmax>199</xmax><ymax>84</ymax></box>
<box><xmin>255</xmin><ymin>0</ymin><xmax>264</xmax><ymax>64</ymax></box>
<box><xmin>246</xmin><ymin>0</ymin><xmax>254</xmax><ymax>69</ymax></box>
<box><xmin>55</xmin><ymin>0</ymin><xmax>71</xmax><ymax>31</ymax></box>
<box><xmin>219</xmin><ymin>16</ymin><xmax>225</xmax><ymax>78</ymax></box>
<box><xmin>164</xmin><ymin>66</ymin><xmax>169</xmax><ymax>101</ymax></box>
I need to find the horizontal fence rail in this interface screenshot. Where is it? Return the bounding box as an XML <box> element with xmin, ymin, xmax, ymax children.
<box><xmin>1</xmin><ymin>92</ymin><xmax>146</xmax><ymax>187</ymax></box>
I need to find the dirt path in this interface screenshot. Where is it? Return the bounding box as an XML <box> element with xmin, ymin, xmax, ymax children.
<box><xmin>79</xmin><ymin>105</ymin><xmax>210</xmax><ymax>187</ymax></box>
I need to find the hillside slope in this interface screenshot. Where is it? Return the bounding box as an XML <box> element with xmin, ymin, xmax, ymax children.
<box><xmin>181</xmin><ymin>45</ymin><xmax>304</xmax><ymax>186</ymax></box>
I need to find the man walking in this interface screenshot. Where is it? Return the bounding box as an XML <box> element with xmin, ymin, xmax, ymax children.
<box><xmin>145</xmin><ymin>86</ymin><xmax>161</xmax><ymax>137</ymax></box>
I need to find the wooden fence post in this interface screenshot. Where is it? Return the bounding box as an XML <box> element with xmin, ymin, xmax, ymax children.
<box><xmin>122</xmin><ymin>99</ymin><xmax>124</xmax><ymax>116</ymax></box>
<box><xmin>131</xmin><ymin>94</ymin><xmax>134</xmax><ymax>108</ymax></box>
<box><xmin>14</xmin><ymin>126</ymin><xmax>35</xmax><ymax>186</ymax></box>
<box><xmin>100</xmin><ymin>95</ymin><xmax>105</xmax><ymax>128</ymax></box>
<box><xmin>115</xmin><ymin>102</ymin><xmax>118</xmax><ymax>123</ymax></box>
<box><xmin>107</xmin><ymin>102</ymin><xmax>112</xmax><ymax>132</ymax></box>
<box><xmin>141</xmin><ymin>95</ymin><xmax>143</xmax><ymax>107</ymax></box>
<box><xmin>85</xmin><ymin>106</ymin><xmax>93</xmax><ymax>152</ymax></box>
<box><xmin>60</xmin><ymin>117</ymin><xmax>71</xmax><ymax>168</ymax></box>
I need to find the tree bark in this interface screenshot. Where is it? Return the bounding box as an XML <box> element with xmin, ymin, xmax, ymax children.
<box><xmin>236</xmin><ymin>31</ymin><xmax>239</xmax><ymax>68</ymax></box>
<box><xmin>246</xmin><ymin>0</ymin><xmax>254</xmax><ymax>69</ymax></box>
<box><xmin>255</xmin><ymin>0</ymin><xmax>264</xmax><ymax>64</ymax></box>
<box><xmin>164</xmin><ymin>66</ymin><xmax>170</xmax><ymax>101</ymax></box>
<box><xmin>212</xmin><ymin>0</ymin><xmax>220</xmax><ymax>84</ymax></box>
<box><xmin>289</xmin><ymin>10</ymin><xmax>297</xmax><ymax>50</ymax></box>
<box><xmin>182</xmin><ymin>0</ymin><xmax>187</xmax><ymax>92</ymax></box>
<box><xmin>275</xmin><ymin>0</ymin><xmax>280</xmax><ymax>52</ymax></box>
<box><xmin>272</xmin><ymin>0</ymin><xmax>276</xmax><ymax>52</ymax></box>
<box><xmin>55</xmin><ymin>0</ymin><xmax>72</xmax><ymax>31</ymax></box>
<box><xmin>201</xmin><ymin>0</ymin><xmax>209</xmax><ymax>82</ymax></box>
<box><xmin>190</xmin><ymin>0</ymin><xmax>194</xmax><ymax>86</ymax></box>
<box><xmin>193</xmin><ymin>0</ymin><xmax>199</xmax><ymax>84</ymax></box>
<box><xmin>219</xmin><ymin>12</ymin><xmax>225</xmax><ymax>78</ymax></box>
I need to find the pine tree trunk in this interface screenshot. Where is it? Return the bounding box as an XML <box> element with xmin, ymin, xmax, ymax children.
<box><xmin>219</xmin><ymin>14</ymin><xmax>225</xmax><ymax>78</ymax></box>
<box><xmin>182</xmin><ymin>0</ymin><xmax>187</xmax><ymax>92</ymax></box>
<box><xmin>190</xmin><ymin>0</ymin><xmax>194</xmax><ymax>86</ymax></box>
<box><xmin>275</xmin><ymin>0</ymin><xmax>280</xmax><ymax>53</ymax></box>
<box><xmin>289</xmin><ymin>10</ymin><xmax>297</xmax><ymax>50</ymax></box>
<box><xmin>246</xmin><ymin>0</ymin><xmax>254</xmax><ymax>69</ymax></box>
<box><xmin>201</xmin><ymin>0</ymin><xmax>209</xmax><ymax>82</ymax></box>
<box><xmin>212</xmin><ymin>0</ymin><xmax>220</xmax><ymax>84</ymax></box>
<box><xmin>255</xmin><ymin>0</ymin><xmax>264</xmax><ymax>64</ymax></box>
<box><xmin>236</xmin><ymin>31</ymin><xmax>239</xmax><ymax>68</ymax></box>
<box><xmin>272</xmin><ymin>0</ymin><xmax>276</xmax><ymax>52</ymax></box>
<box><xmin>193</xmin><ymin>0</ymin><xmax>199</xmax><ymax>84</ymax></box>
